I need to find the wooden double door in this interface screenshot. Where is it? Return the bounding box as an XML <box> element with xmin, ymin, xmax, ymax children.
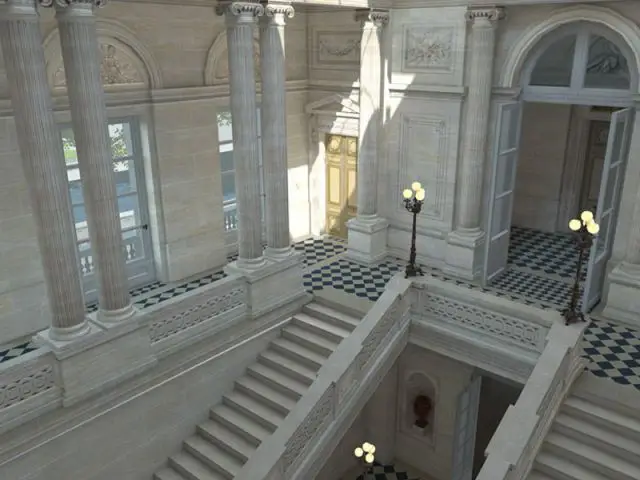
<box><xmin>325</xmin><ymin>134</ymin><xmax>358</xmax><ymax>239</ymax></box>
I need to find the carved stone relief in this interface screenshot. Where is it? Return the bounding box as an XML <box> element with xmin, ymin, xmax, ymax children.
<box><xmin>402</xmin><ymin>26</ymin><xmax>453</xmax><ymax>71</ymax></box>
<box><xmin>53</xmin><ymin>43</ymin><xmax>144</xmax><ymax>87</ymax></box>
<box><xmin>312</xmin><ymin>30</ymin><xmax>361</xmax><ymax>69</ymax></box>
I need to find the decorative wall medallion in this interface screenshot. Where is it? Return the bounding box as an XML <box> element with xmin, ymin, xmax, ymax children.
<box><xmin>313</xmin><ymin>30</ymin><xmax>361</xmax><ymax>69</ymax></box>
<box><xmin>402</xmin><ymin>27</ymin><xmax>453</xmax><ymax>71</ymax></box>
<box><xmin>53</xmin><ymin>43</ymin><xmax>144</xmax><ymax>87</ymax></box>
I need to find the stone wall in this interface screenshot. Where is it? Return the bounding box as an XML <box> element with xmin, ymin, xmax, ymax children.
<box><xmin>0</xmin><ymin>2</ymin><xmax>309</xmax><ymax>344</ymax></box>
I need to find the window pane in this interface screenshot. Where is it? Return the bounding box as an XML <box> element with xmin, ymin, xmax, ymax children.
<box><xmin>74</xmin><ymin>207</ymin><xmax>89</xmax><ymax>242</ymax></box>
<box><xmin>222</xmin><ymin>172</ymin><xmax>236</xmax><ymax>203</ymax></box>
<box><xmin>67</xmin><ymin>168</ymin><xmax>83</xmax><ymax>203</ymax></box>
<box><xmin>217</xmin><ymin>111</ymin><xmax>233</xmax><ymax>142</ymax></box>
<box><xmin>123</xmin><ymin>230</ymin><xmax>145</xmax><ymax>263</ymax></box>
<box><xmin>117</xmin><ymin>194</ymin><xmax>140</xmax><ymax>229</ymax></box>
<box><xmin>584</xmin><ymin>35</ymin><xmax>630</xmax><ymax>89</ymax></box>
<box><xmin>109</xmin><ymin>122</ymin><xmax>134</xmax><ymax>158</ymax></box>
<box><xmin>220</xmin><ymin>150</ymin><xmax>234</xmax><ymax>173</ymax></box>
<box><xmin>113</xmin><ymin>159</ymin><xmax>137</xmax><ymax>195</ymax></box>
<box><xmin>61</xmin><ymin>128</ymin><xmax>78</xmax><ymax>166</ymax></box>
<box><xmin>530</xmin><ymin>35</ymin><xmax>576</xmax><ymax>87</ymax></box>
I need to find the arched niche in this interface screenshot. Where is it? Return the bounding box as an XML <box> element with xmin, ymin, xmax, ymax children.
<box><xmin>204</xmin><ymin>30</ymin><xmax>261</xmax><ymax>85</ymax></box>
<box><xmin>43</xmin><ymin>18</ymin><xmax>163</xmax><ymax>91</ymax></box>
<box><xmin>500</xmin><ymin>5</ymin><xmax>640</xmax><ymax>96</ymax></box>
<box><xmin>400</xmin><ymin>371</ymin><xmax>438</xmax><ymax>444</ymax></box>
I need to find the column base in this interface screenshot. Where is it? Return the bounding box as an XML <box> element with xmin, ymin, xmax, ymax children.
<box><xmin>48</xmin><ymin>319</ymin><xmax>93</xmax><ymax>342</ymax></box>
<box><xmin>345</xmin><ymin>216</ymin><xmax>389</xmax><ymax>265</ymax></box>
<box><xmin>601</xmin><ymin>261</ymin><xmax>640</xmax><ymax>330</ymax></box>
<box><xmin>36</xmin><ymin>314</ymin><xmax>156</xmax><ymax>407</ymax></box>
<box><xmin>225</xmin><ymin>251</ymin><xmax>310</xmax><ymax>320</ymax></box>
<box><xmin>442</xmin><ymin>229</ymin><xmax>485</xmax><ymax>281</ymax></box>
<box><xmin>97</xmin><ymin>302</ymin><xmax>137</xmax><ymax>324</ymax></box>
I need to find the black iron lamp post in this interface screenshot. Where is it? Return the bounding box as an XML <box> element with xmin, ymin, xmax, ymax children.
<box><xmin>564</xmin><ymin>210</ymin><xmax>599</xmax><ymax>325</ymax></box>
<box><xmin>402</xmin><ymin>182</ymin><xmax>425</xmax><ymax>278</ymax></box>
<box><xmin>354</xmin><ymin>442</ymin><xmax>376</xmax><ymax>480</ymax></box>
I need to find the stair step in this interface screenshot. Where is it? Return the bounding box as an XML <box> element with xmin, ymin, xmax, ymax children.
<box><xmin>563</xmin><ymin>397</ymin><xmax>640</xmax><ymax>442</ymax></box>
<box><xmin>184</xmin><ymin>435</ymin><xmax>243</xmax><ymax>479</ymax></box>
<box><xmin>223</xmin><ymin>391</ymin><xmax>284</xmax><ymax>431</ymax></box>
<box><xmin>554</xmin><ymin>412</ymin><xmax>640</xmax><ymax>465</ymax></box>
<box><xmin>257</xmin><ymin>350</ymin><xmax>317</xmax><ymax>386</ymax></box>
<box><xmin>535</xmin><ymin>451</ymin><xmax>608</xmax><ymax>480</ymax></box>
<box><xmin>527</xmin><ymin>470</ymin><xmax>554</xmax><ymax>480</ymax></box>
<box><xmin>154</xmin><ymin>467</ymin><xmax>186</xmax><ymax>480</ymax></box>
<box><xmin>209</xmin><ymin>404</ymin><xmax>272</xmax><ymax>446</ymax></box>
<box><xmin>235</xmin><ymin>375</ymin><xmax>297</xmax><ymax>415</ymax></box>
<box><xmin>269</xmin><ymin>337</ymin><xmax>327</xmax><ymax>370</ymax></box>
<box><xmin>248</xmin><ymin>362</ymin><xmax>311</xmax><ymax>399</ymax></box>
<box><xmin>169</xmin><ymin>452</ymin><xmax>226</xmax><ymax>480</ymax></box>
<box><xmin>545</xmin><ymin>431</ymin><xmax>640</xmax><ymax>480</ymax></box>
<box><xmin>196</xmin><ymin>419</ymin><xmax>256</xmax><ymax>462</ymax></box>
<box><xmin>302</xmin><ymin>302</ymin><xmax>360</xmax><ymax>331</ymax></box>
<box><xmin>292</xmin><ymin>312</ymin><xmax>351</xmax><ymax>342</ymax></box>
<box><xmin>281</xmin><ymin>324</ymin><xmax>339</xmax><ymax>356</ymax></box>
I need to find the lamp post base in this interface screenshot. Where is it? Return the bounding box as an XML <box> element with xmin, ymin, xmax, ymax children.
<box><xmin>562</xmin><ymin>308</ymin><xmax>586</xmax><ymax>326</ymax></box>
<box><xmin>405</xmin><ymin>262</ymin><xmax>423</xmax><ymax>278</ymax></box>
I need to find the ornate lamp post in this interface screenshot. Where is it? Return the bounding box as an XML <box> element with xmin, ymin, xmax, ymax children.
<box><xmin>402</xmin><ymin>182</ymin><xmax>426</xmax><ymax>278</ymax></box>
<box><xmin>564</xmin><ymin>210</ymin><xmax>599</xmax><ymax>325</ymax></box>
<box><xmin>354</xmin><ymin>441</ymin><xmax>376</xmax><ymax>480</ymax></box>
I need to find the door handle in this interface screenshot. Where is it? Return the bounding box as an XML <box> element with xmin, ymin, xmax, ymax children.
<box><xmin>141</xmin><ymin>224</ymin><xmax>149</xmax><ymax>231</ymax></box>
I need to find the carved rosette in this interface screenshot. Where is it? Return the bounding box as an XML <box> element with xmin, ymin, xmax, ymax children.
<box><xmin>355</xmin><ymin>8</ymin><xmax>389</xmax><ymax>28</ymax></box>
<box><xmin>215</xmin><ymin>1</ymin><xmax>264</xmax><ymax>18</ymax></box>
<box><xmin>39</xmin><ymin>0</ymin><xmax>108</xmax><ymax>7</ymax></box>
<box><xmin>465</xmin><ymin>7</ymin><xmax>505</xmax><ymax>25</ymax></box>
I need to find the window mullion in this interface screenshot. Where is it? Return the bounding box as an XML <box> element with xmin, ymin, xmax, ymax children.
<box><xmin>571</xmin><ymin>30</ymin><xmax>589</xmax><ymax>91</ymax></box>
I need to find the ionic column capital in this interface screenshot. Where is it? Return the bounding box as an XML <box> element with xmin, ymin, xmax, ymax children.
<box><xmin>262</xmin><ymin>1</ymin><xmax>293</xmax><ymax>23</ymax></box>
<box><xmin>39</xmin><ymin>0</ymin><xmax>107</xmax><ymax>8</ymax></box>
<box><xmin>355</xmin><ymin>8</ymin><xmax>389</xmax><ymax>28</ymax></box>
<box><xmin>465</xmin><ymin>7</ymin><xmax>504</xmax><ymax>25</ymax></box>
<box><xmin>215</xmin><ymin>1</ymin><xmax>264</xmax><ymax>19</ymax></box>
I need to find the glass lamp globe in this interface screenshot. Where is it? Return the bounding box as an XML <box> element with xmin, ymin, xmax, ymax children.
<box><xmin>365</xmin><ymin>453</ymin><xmax>375</xmax><ymax>464</ymax></box>
<box><xmin>586</xmin><ymin>221</ymin><xmax>600</xmax><ymax>235</ymax></box>
<box><xmin>581</xmin><ymin>210</ymin><xmax>594</xmax><ymax>224</ymax></box>
<box><xmin>354</xmin><ymin>447</ymin><xmax>364</xmax><ymax>458</ymax></box>
<box><xmin>415</xmin><ymin>189</ymin><xmax>425</xmax><ymax>201</ymax></box>
<box><xmin>568</xmin><ymin>219</ymin><xmax>581</xmax><ymax>231</ymax></box>
<box><xmin>402</xmin><ymin>189</ymin><xmax>413</xmax><ymax>199</ymax></box>
<box><xmin>411</xmin><ymin>181</ymin><xmax>422</xmax><ymax>192</ymax></box>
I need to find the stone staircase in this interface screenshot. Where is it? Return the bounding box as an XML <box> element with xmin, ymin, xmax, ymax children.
<box><xmin>528</xmin><ymin>373</ymin><xmax>640</xmax><ymax>480</ymax></box>
<box><xmin>154</xmin><ymin>300</ymin><xmax>361</xmax><ymax>480</ymax></box>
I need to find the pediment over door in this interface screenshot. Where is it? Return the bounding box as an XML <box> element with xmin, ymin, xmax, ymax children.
<box><xmin>305</xmin><ymin>93</ymin><xmax>360</xmax><ymax>118</ymax></box>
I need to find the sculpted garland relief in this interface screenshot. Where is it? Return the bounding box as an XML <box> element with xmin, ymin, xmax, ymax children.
<box><xmin>402</xmin><ymin>27</ymin><xmax>453</xmax><ymax>71</ymax></box>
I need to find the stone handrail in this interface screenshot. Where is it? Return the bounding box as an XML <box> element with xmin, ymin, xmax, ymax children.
<box><xmin>0</xmin><ymin>350</ymin><xmax>60</xmax><ymax>436</ymax></box>
<box><xmin>238</xmin><ymin>275</ymin><xmax>413</xmax><ymax>480</ymax></box>
<box><xmin>475</xmin><ymin>320</ymin><xmax>588</xmax><ymax>480</ymax></box>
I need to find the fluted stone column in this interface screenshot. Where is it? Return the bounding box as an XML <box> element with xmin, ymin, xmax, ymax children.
<box><xmin>0</xmin><ymin>0</ymin><xmax>90</xmax><ymax>341</ymax></box>
<box><xmin>42</xmin><ymin>0</ymin><xmax>134</xmax><ymax>322</ymax></box>
<box><xmin>260</xmin><ymin>2</ymin><xmax>294</xmax><ymax>258</ymax></box>
<box><xmin>217</xmin><ymin>1</ymin><xmax>265</xmax><ymax>269</ymax></box>
<box><xmin>444</xmin><ymin>7</ymin><xmax>503</xmax><ymax>280</ymax></box>
<box><xmin>345</xmin><ymin>9</ymin><xmax>390</xmax><ymax>265</ymax></box>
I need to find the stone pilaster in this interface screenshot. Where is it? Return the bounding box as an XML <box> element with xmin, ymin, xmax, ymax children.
<box><xmin>260</xmin><ymin>2</ymin><xmax>294</xmax><ymax>259</ymax></box>
<box><xmin>345</xmin><ymin>9</ymin><xmax>389</xmax><ymax>265</ymax></box>
<box><xmin>444</xmin><ymin>7</ymin><xmax>503</xmax><ymax>281</ymax></box>
<box><xmin>217</xmin><ymin>1</ymin><xmax>265</xmax><ymax>269</ymax></box>
<box><xmin>42</xmin><ymin>0</ymin><xmax>135</xmax><ymax>323</ymax></box>
<box><xmin>0</xmin><ymin>0</ymin><xmax>90</xmax><ymax>341</ymax></box>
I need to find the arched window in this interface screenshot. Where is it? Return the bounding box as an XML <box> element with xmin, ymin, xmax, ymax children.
<box><xmin>523</xmin><ymin>23</ymin><xmax>635</xmax><ymax>105</ymax></box>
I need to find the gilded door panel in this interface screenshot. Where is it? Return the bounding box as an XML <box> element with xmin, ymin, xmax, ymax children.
<box><xmin>325</xmin><ymin>134</ymin><xmax>358</xmax><ymax>238</ymax></box>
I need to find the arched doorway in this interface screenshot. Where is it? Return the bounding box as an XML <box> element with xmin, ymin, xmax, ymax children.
<box><xmin>484</xmin><ymin>21</ymin><xmax>636</xmax><ymax>313</ymax></box>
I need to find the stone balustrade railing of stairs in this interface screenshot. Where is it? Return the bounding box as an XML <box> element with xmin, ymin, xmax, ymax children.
<box><xmin>236</xmin><ymin>275</ymin><xmax>414</xmax><ymax>480</ymax></box>
<box><xmin>476</xmin><ymin>319</ymin><xmax>588</xmax><ymax>480</ymax></box>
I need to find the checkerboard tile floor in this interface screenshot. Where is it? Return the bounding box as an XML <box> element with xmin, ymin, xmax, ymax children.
<box><xmin>354</xmin><ymin>464</ymin><xmax>417</xmax><ymax>480</ymax></box>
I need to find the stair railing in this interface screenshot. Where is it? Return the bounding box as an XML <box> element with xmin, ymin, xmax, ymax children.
<box><xmin>476</xmin><ymin>320</ymin><xmax>588</xmax><ymax>480</ymax></box>
<box><xmin>238</xmin><ymin>274</ymin><xmax>413</xmax><ymax>480</ymax></box>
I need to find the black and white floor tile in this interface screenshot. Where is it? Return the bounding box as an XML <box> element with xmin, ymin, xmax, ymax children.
<box><xmin>354</xmin><ymin>464</ymin><xmax>417</xmax><ymax>480</ymax></box>
<box><xmin>294</xmin><ymin>236</ymin><xmax>346</xmax><ymax>268</ymax></box>
<box><xmin>0</xmin><ymin>340</ymin><xmax>40</xmax><ymax>364</ymax></box>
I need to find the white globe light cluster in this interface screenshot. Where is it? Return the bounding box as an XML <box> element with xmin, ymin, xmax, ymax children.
<box><xmin>354</xmin><ymin>441</ymin><xmax>376</xmax><ymax>465</ymax></box>
<box><xmin>402</xmin><ymin>181</ymin><xmax>425</xmax><ymax>202</ymax></box>
<box><xmin>568</xmin><ymin>210</ymin><xmax>600</xmax><ymax>235</ymax></box>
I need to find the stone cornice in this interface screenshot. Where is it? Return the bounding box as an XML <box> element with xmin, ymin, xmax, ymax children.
<box><xmin>465</xmin><ymin>6</ymin><xmax>505</xmax><ymax>23</ymax></box>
